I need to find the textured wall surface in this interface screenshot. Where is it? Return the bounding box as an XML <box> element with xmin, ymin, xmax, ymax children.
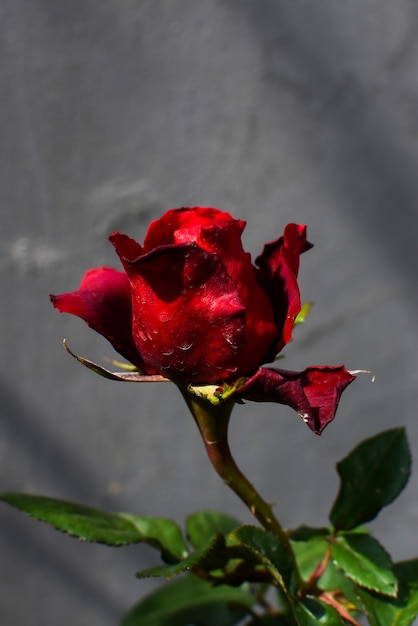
<box><xmin>1</xmin><ymin>1</ymin><xmax>418</xmax><ymax>624</ymax></box>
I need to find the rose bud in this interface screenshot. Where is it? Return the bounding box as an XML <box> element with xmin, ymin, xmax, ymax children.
<box><xmin>51</xmin><ymin>207</ymin><xmax>355</xmax><ymax>434</ymax></box>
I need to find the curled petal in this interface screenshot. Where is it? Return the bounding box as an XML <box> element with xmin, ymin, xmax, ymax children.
<box><xmin>256</xmin><ymin>224</ymin><xmax>313</xmax><ymax>356</ymax></box>
<box><xmin>142</xmin><ymin>207</ymin><xmax>246</xmax><ymax>252</ymax></box>
<box><xmin>256</xmin><ymin>223</ymin><xmax>313</xmax><ymax>280</ymax></box>
<box><xmin>237</xmin><ymin>366</ymin><xmax>356</xmax><ymax>435</ymax></box>
<box><xmin>50</xmin><ymin>267</ymin><xmax>149</xmax><ymax>371</ymax></box>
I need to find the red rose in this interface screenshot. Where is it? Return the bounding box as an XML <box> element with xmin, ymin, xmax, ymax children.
<box><xmin>51</xmin><ymin>207</ymin><xmax>355</xmax><ymax>434</ymax></box>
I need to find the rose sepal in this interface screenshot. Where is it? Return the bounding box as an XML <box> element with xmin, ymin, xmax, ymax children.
<box><xmin>62</xmin><ymin>340</ymin><xmax>169</xmax><ymax>382</ymax></box>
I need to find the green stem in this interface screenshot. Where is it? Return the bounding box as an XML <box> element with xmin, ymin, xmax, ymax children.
<box><xmin>180</xmin><ymin>388</ymin><xmax>296</xmax><ymax>565</ymax></box>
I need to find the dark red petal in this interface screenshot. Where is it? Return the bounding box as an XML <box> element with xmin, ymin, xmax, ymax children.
<box><xmin>196</xmin><ymin>220</ymin><xmax>278</xmax><ymax>374</ymax></box>
<box><xmin>256</xmin><ymin>224</ymin><xmax>313</xmax><ymax>357</ymax></box>
<box><xmin>256</xmin><ymin>223</ymin><xmax>313</xmax><ymax>280</ymax></box>
<box><xmin>50</xmin><ymin>267</ymin><xmax>148</xmax><ymax>371</ymax></box>
<box><xmin>237</xmin><ymin>365</ymin><xmax>356</xmax><ymax>435</ymax></box>
<box><xmin>109</xmin><ymin>232</ymin><xmax>142</xmax><ymax>261</ymax></box>
<box><xmin>110</xmin><ymin>236</ymin><xmax>247</xmax><ymax>383</ymax></box>
<box><xmin>113</xmin><ymin>210</ymin><xmax>278</xmax><ymax>375</ymax></box>
<box><xmin>142</xmin><ymin>207</ymin><xmax>246</xmax><ymax>253</ymax></box>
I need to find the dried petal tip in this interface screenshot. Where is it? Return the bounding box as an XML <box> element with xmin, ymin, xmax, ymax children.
<box><xmin>349</xmin><ymin>369</ymin><xmax>375</xmax><ymax>382</ymax></box>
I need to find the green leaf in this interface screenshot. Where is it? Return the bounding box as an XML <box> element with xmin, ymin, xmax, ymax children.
<box><xmin>289</xmin><ymin>526</ymin><xmax>329</xmax><ymax>542</ymax></box>
<box><xmin>294</xmin><ymin>597</ymin><xmax>344</xmax><ymax>625</ymax></box>
<box><xmin>393</xmin><ymin>560</ymin><xmax>418</xmax><ymax>624</ymax></box>
<box><xmin>121</xmin><ymin>574</ymin><xmax>255</xmax><ymax>626</ymax></box>
<box><xmin>359</xmin><ymin>559</ymin><xmax>418</xmax><ymax>626</ymax></box>
<box><xmin>245</xmin><ymin>617</ymin><xmax>291</xmax><ymax>626</ymax></box>
<box><xmin>117</xmin><ymin>513</ymin><xmax>189</xmax><ymax>561</ymax></box>
<box><xmin>393</xmin><ymin>590</ymin><xmax>418</xmax><ymax>626</ymax></box>
<box><xmin>357</xmin><ymin>588</ymin><xmax>398</xmax><ymax>626</ymax></box>
<box><xmin>186</xmin><ymin>511</ymin><xmax>241</xmax><ymax>549</ymax></box>
<box><xmin>291</xmin><ymin>535</ymin><xmax>329</xmax><ymax>581</ymax></box>
<box><xmin>357</xmin><ymin>585</ymin><xmax>418</xmax><ymax>626</ymax></box>
<box><xmin>331</xmin><ymin>533</ymin><xmax>397</xmax><ymax>597</ymax></box>
<box><xmin>136</xmin><ymin>533</ymin><xmax>229</xmax><ymax>579</ymax></box>
<box><xmin>137</xmin><ymin>525</ymin><xmax>296</xmax><ymax>589</ymax></box>
<box><xmin>330</xmin><ymin>428</ymin><xmax>411</xmax><ymax>530</ymax></box>
<box><xmin>230</xmin><ymin>525</ymin><xmax>295</xmax><ymax>591</ymax></box>
<box><xmin>0</xmin><ymin>494</ymin><xmax>187</xmax><ymax>561</ymax></box>
<box><xmin>394</xmin><ymin>558</ymin><xmax>418</xmax><ymax>589</ymax></box>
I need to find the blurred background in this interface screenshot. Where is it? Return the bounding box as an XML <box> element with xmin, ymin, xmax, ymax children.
<box><xmin>1</xmin><ymin>1</ymin><xmax>418</xmax><ymax>624</ymax></box>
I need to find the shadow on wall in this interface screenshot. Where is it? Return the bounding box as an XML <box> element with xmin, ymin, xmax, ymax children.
<box><xmin>0</xmin><ymin>379</ymin><xmax>161</xmax><ymax>621</ymax></box>
<box><xmin>0</xmin><ymin>379</ymin><xmax>126</xmax><ymax>619</ymax></box>
<box><xmin>227</xmin><ymin>0</ymin><xmax>418</xmax><ymax>300</ymax></box>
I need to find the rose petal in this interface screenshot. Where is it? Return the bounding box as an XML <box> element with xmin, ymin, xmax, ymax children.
<box><xmin>256</xmin><ymin>224</ymin><xmax>313</xmax><ymax>356</ymax></box>
<box><xmin>237</xmin><ymin>365</ymin><xmax>356</xmax><ymax>434</ymax></box>
<box><xmin>256</xmin><ymin>223</ymin><xmax>313</xmax><ymax>279</ymax></box>
<box><xmin>142</xmin><ymin>207</ymin><xmax>245</xmax><ymax>253</ymax></box>
<box><xmin>197</xmin><ymin>220</ymin><xmax>278</xmax><ymax>374</ymax></box>
<box><xmin>110</xmin><ymin>235</ymin><xmax>248</xmax><ymax>383</ymax></box>
<box><xmin>113</xmin><ymin>210</ymin><xmax>278</xmax><ymax>377</ymax></box>
<box><xmin>50</xmin><ymin>267</ymin><xmax>149</xmax><ymax>371</ymax></box>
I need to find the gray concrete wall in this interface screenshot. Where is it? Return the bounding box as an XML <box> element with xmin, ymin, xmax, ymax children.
<box><xmin>1</xmin><ymin>2</ymin><xmax>418</xmax><ymax>624</ymax></box>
